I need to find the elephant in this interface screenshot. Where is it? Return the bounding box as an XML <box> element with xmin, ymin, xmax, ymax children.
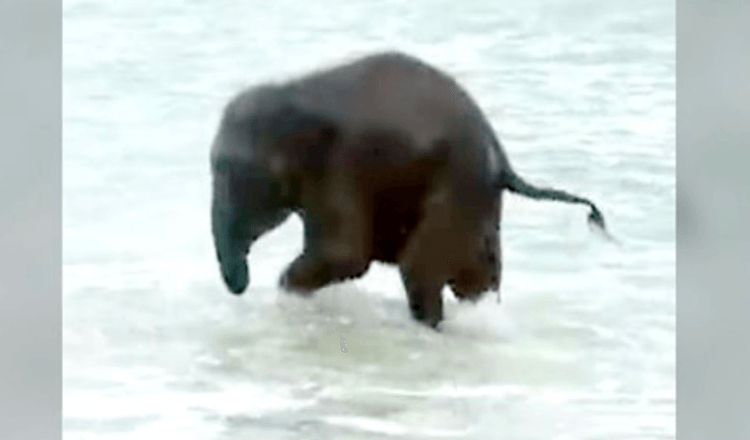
<box><xmin>210</xmin><ymin>51</ymin><xmax>610</xmax><ymax>328</ymax></box>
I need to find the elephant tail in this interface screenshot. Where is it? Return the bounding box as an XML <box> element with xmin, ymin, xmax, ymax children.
<box><xmin>498</xmin><ymin>168</ymin><xmax>614</xmax><ymax>241</ymax></box>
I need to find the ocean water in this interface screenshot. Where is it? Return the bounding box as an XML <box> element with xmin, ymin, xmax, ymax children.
<box><xmin>62</xmin><ymin>0</ymin><xmax>675</xmax><ymax>438</ymax></box>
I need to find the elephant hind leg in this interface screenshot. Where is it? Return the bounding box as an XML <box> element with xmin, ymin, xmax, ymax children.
<box><xmin>448</xmin><ymin>267</ymin><xmax>498</xmax><ymax>302</ymax></box>
<box><xmin>448</xmin><ymin>232</ymin><xmax>502</xmax><ymax>302</ymax></box>
<box><xmin>399</xmin><ymin>265</ymin><xmax>444</xmax><ymax>328</ymax></box>
<box><xmin>452</xmin><ymin>261</ymin><xmax>501</xmax><ymax>301</ymax></box>
<box><xmin>396</xmin><ymin>182</ymin><xmax>456</xmax><ymax>328</ymax></box>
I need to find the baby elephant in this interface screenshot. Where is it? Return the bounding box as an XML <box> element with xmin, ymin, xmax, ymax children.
<box><xmin>210</xmin><ymin>51</ymin><xmax>609</xmax><ymax>328</ymax></box>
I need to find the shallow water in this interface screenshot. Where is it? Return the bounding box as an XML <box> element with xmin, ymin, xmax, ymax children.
<box><xmin>63</xmin><ymin>0</ymin><xmax>675</xmax><ymax>438</ymax></box>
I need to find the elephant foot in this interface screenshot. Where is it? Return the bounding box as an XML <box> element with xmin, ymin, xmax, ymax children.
<box><xmin>279</xmin><ymin>254</ymin><xmax>332</xmax><ymax>295</ymax></box>
<box><xmin>448</xmin><ymin>270</ymin><xmax>497</xmax><ymax>303</ymax></box>
<box><xmin>399</xmin><ymin>267</ymin><xmax>444</xmax><ymax>328</ymax></box>
<box><xmin>279</xmin><ymin>253</ymin><xmax>371</xmax><ymax>294</ymax></box>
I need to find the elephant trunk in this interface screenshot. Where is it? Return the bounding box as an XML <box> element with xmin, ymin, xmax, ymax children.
<box><xmin>211</xmin><ymin>199</ymin><xmax>253</xmax><ymax>295</ymax></box>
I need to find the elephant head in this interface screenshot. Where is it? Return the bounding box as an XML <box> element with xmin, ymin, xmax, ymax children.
<box><xmin>209</xmin><ymin>88</ymin><xmax>338</xmax><ymax>294</ymax></box>
<box><xmin>209</xmin><ymin>97</ymin><xmax>292</xmax><ymax>294</ymax></box>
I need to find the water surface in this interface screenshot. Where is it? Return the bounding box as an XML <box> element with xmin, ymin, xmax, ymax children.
<box><xmin>63</xmin><ymin>0</ymin><xmax>675</xmax><ymax>438</ymax></box>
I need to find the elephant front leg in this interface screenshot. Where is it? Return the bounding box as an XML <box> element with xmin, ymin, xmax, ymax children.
<box><xmin>279</xmin><ymin>179</ymin><xmax>372</xmax><ymax>294</ymax></box>
<box><xmin>279</xmin><ymin>223</ymin><xmax>371</xmax><ymax>294</ymax></box>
